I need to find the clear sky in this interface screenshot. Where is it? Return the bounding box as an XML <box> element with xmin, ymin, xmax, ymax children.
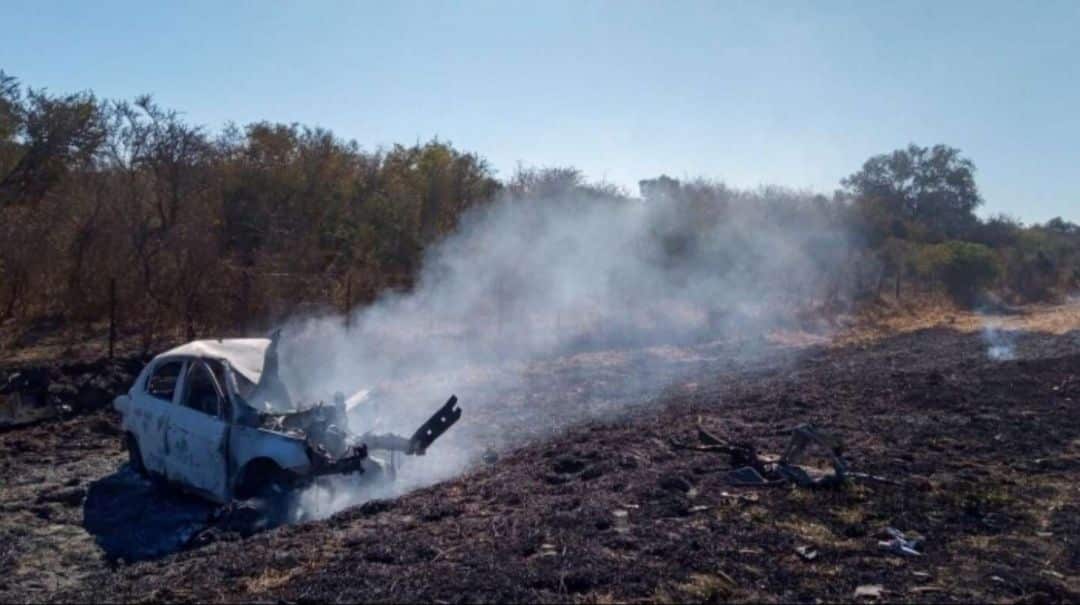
<box><xmin>1</xmin><ymin>0</ymin><xmax>1077</xmax><ymax>223</ymax></box>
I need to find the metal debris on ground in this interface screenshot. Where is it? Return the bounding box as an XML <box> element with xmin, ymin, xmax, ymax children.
<box><xmin>777</xmin><ymin>424</ymin><xmax>847</xmax><ymax>487</ymax></box>
<box><xmin>612</xmin><ymin>509</ymin><xmax>631</xmax><ymax>534</ymax></box>
<box><xmin>854</xmin><ymin>584</ymin><xmax>884</xmax><ymax>599</ymax></box>
<box><xmin>794</xmin><ymin>545</ymin><xmax>818</xmax><ymax>561</ymax></box>
<box><xmin>675</xmin><ymin>423</ymin><xmax>856</xmax><ymax>489</ymax></box>
<box><xmin>878</xmin><ymin>527</ymin><xmax>924</xmax><ymax>557</ymax></box>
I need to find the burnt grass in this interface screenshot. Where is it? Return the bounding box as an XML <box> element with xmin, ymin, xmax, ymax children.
<box><xmin>2</xmin><ymin>324</ymin><xmax>1080</xmax><ymax>603</ymax></box>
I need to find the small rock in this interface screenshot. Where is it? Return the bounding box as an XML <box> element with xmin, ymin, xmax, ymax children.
<box><xmin>795</xmin><ymin>545</ymin><xmax>818</xmax><ymax>561</ymax></box>
<box><xmin>854</xmin><ymin>584</ymin><xmax>883</xmax><ymax>598</ymax></box>
<box><xmin>658</xmin><ymin>475</ymin><xmax>692</xmax><ymax>493</ymax></box>
<box><xmin>612</xmin><ymin>509</ymin><xmax>630</xmax><ymax>533</ymax></box>
<box><xmin>552</xmin><ymin>456</ymin><xmax>586</xmax><ymax>474</ymax></box>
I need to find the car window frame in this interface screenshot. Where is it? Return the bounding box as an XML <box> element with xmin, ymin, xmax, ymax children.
<box><xmin>177</xmin><ymin>358</ymin><xmax>228</xmax><ymax>420</ymax></box>
<box><xmin>144</xmin><ymin>358</ymin><xmax>187</xmax><ymax>404</ymax></box>
<box><xmin>204</xmin><ymin>358</ymin><xmax>235</xmax><ymax>422</ymax></box>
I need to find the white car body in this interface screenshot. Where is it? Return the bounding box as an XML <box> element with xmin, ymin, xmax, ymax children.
<box><xmin>114</xmin><ymin>339</ymin><xmax>313</xmax><ymax>503</ymax></box>
<box><xmin>114</xmin><ymin>337</ymin><xmax>461</xmax><ymax>504</ymax></box>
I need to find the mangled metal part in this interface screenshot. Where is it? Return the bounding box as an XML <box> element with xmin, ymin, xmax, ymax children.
<box><xmin>358</xmin><ymin>395</ymin><xmax>462</xmax><ymax>455</ymax></box>
<box><xmin>261</xmin><ymin>398</ymin><xmax>353</xmax><ymax>457</ymax></box>
<box><xmin>408</xmin><ymin>395</ymin><xmax>461</xmax><ymax>455</ymax></box>
<box><xmin>306</xmin><ymin>442</ymin><xmax>369</xmax><ymax>477</ymax></box>
<box><xmin>776</xmin><ymin>424</ymin><xmax>847</xmax><ymax>488</ymax></box>
<box><xmin>878</xmin><ymin>527</ymin><xmax>924</xmax><ymax>557</ymax></box>
<box><xmin>723</xmin><ymin>424</ymin><xmax>848</xmax><ymax>488</ymax></box>
<box><xmin>673</xmin><ymin>422</ymin><xmax>850</xmax><ymax>489</ymax></box>
<box><xmin>250</xmin><ymin>335</ymin><xmax>460</xmax><ymax>460</ymax></box>
<box><xmin>246</xmin><ymin>329</ymin><xmax>293</xmax><ymax>413</ymax></box>
<box><xmin>727</xmin><ymin>466</ymin><xmax>780</xmax><ymax>486</ymax></box>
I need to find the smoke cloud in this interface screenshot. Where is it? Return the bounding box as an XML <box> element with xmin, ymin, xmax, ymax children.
<box><xmin>980</xmin><ymin>315</ymin><xmax>1018</xmax><ymax>361</ymax></box>
<box><xmin>275</xmin><ymin>180</ymin><xmax>853</xmax><ymax>518</ymax></box>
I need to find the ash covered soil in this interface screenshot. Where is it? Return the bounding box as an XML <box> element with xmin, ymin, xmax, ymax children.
<box><xmin>3</xmin><ymin>306</ymin><xmax>1080</xmax><ymax>603</ymax></box>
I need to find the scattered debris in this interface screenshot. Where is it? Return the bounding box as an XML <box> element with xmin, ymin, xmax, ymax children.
<box><xmin>611</xmin><ymin>509</ymin><xmax>631</xmax><ymax>534</ymax></box>
<box><xmin>777</xmin><ymin>424</ymin><xmax>847</xmax><ymax>487</ymax></box>
<box><xmin>7</xmin><ymin>311</ymin><xmax>1080</xmax><ymax>603</ymax></box>
<box><xmin>878</xmin><ymin>527</ymin><xmax>923</xmax><ymax>557</ymax></box>
<box><xmin>689</xmin><ymin>423</ymin><xmax>855</xmax><ymax>489</ymax></box>
<box><xmin>726</xmin><ymin>466</ymin><xmax>777</xmax><ymax>486</ymax></box>
<box><xmin>697</xmin><ymin>423</ymin><xmax>724</xmax><ymax>446</ymax></box>
<box><xmin>717</xmin><ymin>490</ymin><xmax>758</xmax><ymax>502</ymax></box>
<box><xmin>714</xmin><ymin>570</ymin><xmax>738</xmax><ymax>591</ymax></box>
<box><xmin>794</xmin><ymin>545</ymin><xmax>818</xmax><ymax>561</ymax></box>
<box><xmin>1</xmin><ymin>359</ymin><xmax>143</xmax><ymax>429</ymax></box>
<box><xmin>854</xmin><ymin>584</ymin><xmax>884</xmax><ymax>599</ymax></box>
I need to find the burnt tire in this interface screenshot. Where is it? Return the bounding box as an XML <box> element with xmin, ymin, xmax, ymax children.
<box><xmin>235</xmin><ymin>460</ymin><xmax>293</xmax><ymax>500</ymax></box>
<box><xmin>126</xmin><ymin>433</ymin><xmax>148</xmax><ymax>477</ymax></box>
<box><xmin>232</xmin><ymin>460</ymin><xmax>295</xmax><ymax>534</ymax></box>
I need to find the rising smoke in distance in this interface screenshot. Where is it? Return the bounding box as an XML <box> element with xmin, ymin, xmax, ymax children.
<box><xmin>276</xmin><ymin>176</ymin><xmax>856</xmax><ymax>518</ymax></box>
<box><xmin>979</xmin><ymin>315</ymin><xmax>1018</xmax><ymax>361</ymax></box>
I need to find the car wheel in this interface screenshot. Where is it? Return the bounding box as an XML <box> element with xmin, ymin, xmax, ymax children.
<box><xmin>233</xmin><ymin>461</ymin><xmax>295</xmax><ymax>532</ymax></box>
<box><xmin>236</xmin><ymin>460</ymin><xmax>292</xmax><ymax>500</ymax></box>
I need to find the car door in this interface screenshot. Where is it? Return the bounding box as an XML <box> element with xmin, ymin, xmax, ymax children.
<box><xmin>133</xmin><ymin>357</ymin><xmax>186</xmax><ymax>475</ymax></box>
<box><xmin>165</xmin><ymin>359</ymin><xmax>230</xmax><ymax>501</ymax></box>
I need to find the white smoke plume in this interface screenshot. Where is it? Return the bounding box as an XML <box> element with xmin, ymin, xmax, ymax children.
<box><xmin>275</xmin><ymin>178</ymin><xmax>853</xmax><ymax>518</ymax></box>
<box><xmin>980</xmin><ymin>316</ymin><xmax>1017</xmax><ymax>361</ymax></box>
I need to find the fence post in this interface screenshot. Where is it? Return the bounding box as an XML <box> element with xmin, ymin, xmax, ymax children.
<box><xmin>344</xmin><ymin>273</ymin><xmax>353</xmax><ymax>330</ymax></box>
<box><xmin>108</xmin><ymin>278</ymin><xmax>116</xmax><ymax>359</ymax></box>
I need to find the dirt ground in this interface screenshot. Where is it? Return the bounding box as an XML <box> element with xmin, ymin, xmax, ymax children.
<box><xmin>1</xmin><ymin>303</ymin><xmax>1078</xmax><ymax>603</ymax></box>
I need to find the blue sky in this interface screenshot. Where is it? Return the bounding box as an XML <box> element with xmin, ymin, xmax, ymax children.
<box><xmin>1</xmin><ymin>0</ymin><xmax>1077</xmax><ymax>223</ymax></box>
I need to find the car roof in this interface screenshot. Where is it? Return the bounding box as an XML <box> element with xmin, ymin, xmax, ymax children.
<box><xmin>156</xmin><ymin>338</ymin><xmax>270</xmax><ymax>384</ymax></box>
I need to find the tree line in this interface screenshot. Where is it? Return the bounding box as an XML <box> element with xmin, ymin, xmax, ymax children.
<box><xmin>1</xmin><ymin>71</ymin><xmax>1077</xmax><ymax>350</ymax></box>
<box><xmin>0</xmin><ymin>72</ymin><xmax>500</xmax><ymax>347</ymax></box>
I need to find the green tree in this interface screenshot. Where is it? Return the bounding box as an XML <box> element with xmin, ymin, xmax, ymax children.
<box><xmin>917</xmin><ymin>241</ymin><xmax>1001</xmax><ymax>305</ymax></box>
<box><xmin>842</xmin><ymin>144</ymin><xmax>982</xmax><ymax>239</ymax></box>
<box><xmin>0</xmin><ymin>82</ymin><xmax>105</xmax><ymax>205</ymax></box>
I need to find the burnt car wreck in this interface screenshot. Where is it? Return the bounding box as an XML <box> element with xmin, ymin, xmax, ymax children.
<box><xmin>113</xmin><ymin>332</ymin><xmax>461</xmax><ymax>504</ymax></box>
